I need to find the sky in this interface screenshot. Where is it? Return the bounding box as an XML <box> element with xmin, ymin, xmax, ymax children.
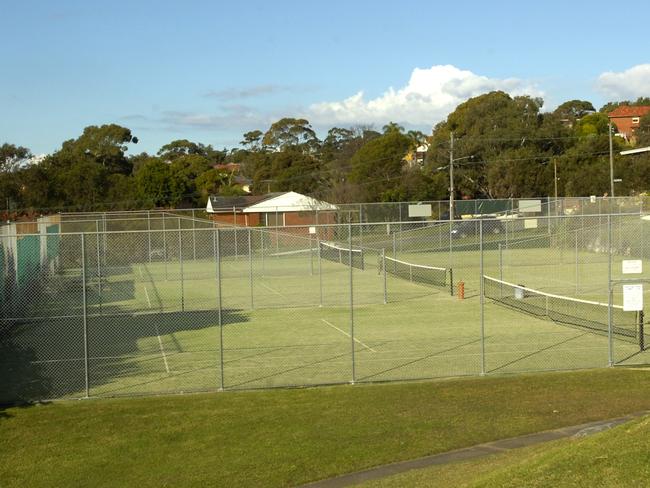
<box><xmin>2</xmin><ymin>0</ymin><xmax>650</xmax><ymax>156</ymax></box>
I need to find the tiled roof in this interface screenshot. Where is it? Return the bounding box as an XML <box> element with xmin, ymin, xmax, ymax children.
<box><xmin>608</xmin><ymin>106</ymin><xmax>650</xmax><ymax>118</ymax></box>
<box><xmin>208</xmin><ymin>193</ymin><xmax>284</xmax><ymax>211</ymax></box>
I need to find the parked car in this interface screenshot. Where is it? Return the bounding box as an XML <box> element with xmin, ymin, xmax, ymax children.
<box><xmin>451</xmin><ymin>218</ymin><xmax>505</xmax><ymax>239</ymax></box>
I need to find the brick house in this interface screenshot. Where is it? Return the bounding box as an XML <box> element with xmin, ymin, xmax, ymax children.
<box><xmin>206</xmin><ymin>192</ymin><xmax>338</xmax><ymax>228</ymax></box>
<box><xmin>608</xmin><ymin>106</ymin><xmax>650</xmax><ymax>142</ymax></box>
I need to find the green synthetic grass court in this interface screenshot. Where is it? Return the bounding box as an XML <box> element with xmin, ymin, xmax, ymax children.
<box><xmin>4</xmin><ymin>241</ymin><xmax>650</xmax><ymax>402</ymax></box>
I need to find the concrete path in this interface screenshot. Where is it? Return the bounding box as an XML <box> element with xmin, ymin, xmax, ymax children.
<box><xmin>300</xmin><ymin>411</ymin><xmax>648</xmax><ymax>488</ymax></box>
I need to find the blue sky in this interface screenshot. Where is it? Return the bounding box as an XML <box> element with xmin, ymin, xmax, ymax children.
<box><xmin>2</xmin><ymin>0</ymin><xmax>649</xmax><ymax>155</ymax></box>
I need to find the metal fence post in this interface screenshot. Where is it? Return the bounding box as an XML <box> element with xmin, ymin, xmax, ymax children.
<box><xmin>163</xmin><ymin>214</ymin><xmax>168</xmax><ymax>280</ymax></box>
<box><xmin>216</xmin><ymin>228</ymin><xmax>224</xmax><ymax>390</ymax></box>
<box><xmin>479</xmin><ymin>220</ymin><xmax>485</xmax><ymax>376</ymax></box>
<box><xmin>382</xmin><ymin>248</ymin><xmax>387</xmax><ymax>304</ymax></box>
<box><xmin>179</xmin><ymin>228</ymin><xmax>184</xmax><ymax>312</ymax></box>
<box><xmin>575</xmin><ymin>231</ymin><xmax>579</xmax><ymax>295</ymax></box>
<box><xmin>607</xmin><ymin>214</ymin><xmax>613</xmax><ymax>367</ymax></box>
<box><xmin>95</xmin><ymin>221</ymin><xmax>102</xmax><ymax>315</ymax></box>
<box><xmin>147</xmin><ymin>210</ymin><xmax>152</xmax><ymax>263</ymax></box>
<box><xmin>192</xmin><ymin>210</ymin><xmax>197</xmax><ymax>260</ymax></box>
<box><xmin>248</xmin><ymin>228</ymin><xmax>253</xmax><ymax>310</ymax></box>
<box><xmin>349</xmin><ymin>223</ymin><xmax>356</xmax><ymax>384</ymax></box>
<box><xmin>318</xmin><ymin>235</ymin><xmax>323</xmax><ymax>307</ymax></box>
<box><xmin>81</xmin><ymin>233</ymin><xmax>90</xmax><ymax>398</ymax></box>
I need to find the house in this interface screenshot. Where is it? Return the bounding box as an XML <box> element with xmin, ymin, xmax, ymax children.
<box><xmin>206</xmin><ymin>191</ymin><xmax>338</xmax><ymax>228</ymax></box>
<box><xmin>608</xmin><ymin>106</ymin><xmax>650</xmax><ymax>142</ymax></box>
<box><xmin>403</xmin><ymin>143</ymin><xmax>429</xmax><ymax>168</ymax></box>
<box><xmin>213</xmin><ymin>163</ymin><xmax>252</xmax><ymax>193</ymax></box>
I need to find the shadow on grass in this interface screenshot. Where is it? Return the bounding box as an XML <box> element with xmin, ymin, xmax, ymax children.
<box><xmin>0</xmin><ymin>308</ymin><xmax>247</xmax><ymax>403</ymax></box>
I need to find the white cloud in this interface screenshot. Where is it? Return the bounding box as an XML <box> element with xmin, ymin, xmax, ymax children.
<box><xmin>308</xmin><ymin>65</ymin><xmax>543</xmax><ymax>128</ymax></box>
<box><xmin>595</xmin><ymin>64</ymin><xmax>650</xmax><ymax>100</ymax></box>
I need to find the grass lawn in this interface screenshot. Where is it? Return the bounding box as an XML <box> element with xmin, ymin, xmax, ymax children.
<box><xmin>361</xmin><ymin>411</ymin><xmax>650</xmax><ymax>487</ymax></box>
<box><xmin>2</xmin><ymin>368</ymin><xmax>650</xmax><ymax>487</ymax></box>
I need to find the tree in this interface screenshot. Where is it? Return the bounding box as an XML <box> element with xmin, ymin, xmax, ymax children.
<box><xmin>636</xmin><ymin>114</ymin><xmax>650</xmax><ymax>147</ymax></box>
<box><xmin>240</xmin><ymin>130</ymin><xmax>264</xmax><ymax>151</ymax></box>
<box><xmin>349</xmin><ymin>130</ymin><xmax>411</xmax><ymax>201</ymax></box>
<box><xmin>382</xmin><ymin>122</ymin><xmax>404</xmax><ymax>134</ymax></box>
<box><xmin>135</xmin><ymin>157</ymin><xmax>171</xmax><ymax>207</ymax></box>
<box><xmin>553</xmin><ymin>100</ymin><xmax>595</xmax><ymax>122</ymax></box>
<box><xmin>158</xmin><ymin>139</ymin><xmax>226</xmax><ymax>164</ymax></box>
<box><xmin>262</xmin><ymin>118</ymin><xmax>319</xmax><ymax>152</ymax></box>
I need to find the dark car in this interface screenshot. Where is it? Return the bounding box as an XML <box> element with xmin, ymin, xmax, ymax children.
<box><xmin>450</xmin><ymin>219</ymin><xmax>504</xmax><ymax>238</ymax></box>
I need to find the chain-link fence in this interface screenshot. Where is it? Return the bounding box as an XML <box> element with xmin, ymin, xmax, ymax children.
<box><xmin>2</xmin><ymin>212</ymin><xmax>650</xmax><ymax>403</ymax></box>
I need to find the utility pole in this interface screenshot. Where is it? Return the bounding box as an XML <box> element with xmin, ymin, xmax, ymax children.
<box><xmin>449</xmin><ymin>132</ymin><xmax>454</xmax><ymax>220</ymax></box>
<box><xmin>553</xmin><ymin>159</ymin><xmax>559</xmax><ymax>217</ymax></box>
<box><xmin>609</xmin><ymin>121</ymin><xmax>615</xmax><ymax>198</ymax></box>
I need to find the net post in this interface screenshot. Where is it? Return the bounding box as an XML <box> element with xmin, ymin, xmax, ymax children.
<box><xmin>216</xmin><ymin>228</ymin><xmax>224</xmax><ymax>390</ymax></box>
<box><xmin>179</xmin><ymin>226</ymin><xmax>184</xmax><ymax>312</ymax></box>
<box><xmin>639</xmin><ymin>310</ymin><xmax>645</xmax><ymax>352</ymax></box>
<box><xmin>95</xmin><ymin>220</ymin><xmax>102</xmax><ymax>315</ymax></box>
<box><xmin>382</xmin><ymin>248</ymin><xmax>387</xmax><ymax>304</ymax></box>
<box><xmin>248</xmin><ymin>228</ymin><xmax>253</xmax><ymax>310</ymax></box>
<box><xmin>81</xmin><ymin>233</ymin><xmax>90</xmax><ymax>398</ymax></box>
<box><xmin>349</xmin><ymin>223</ymin><xmax>356</xmax><ymax>384</ymax></box>
<box><xmin>479</xmin><ymin>220</ymin><xmax>485</xmax><ymax>376</ymax></box>
<box><xmin>449</xmin><ymin>268</ymin><xmax>454</xmax><ymax>296</ymax></box>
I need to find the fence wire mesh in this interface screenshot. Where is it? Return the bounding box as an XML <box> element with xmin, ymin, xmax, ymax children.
<box><xmin>2</xmin><ymin>211</ymin><xmax>650</xmax><ymax>402</ymax></box>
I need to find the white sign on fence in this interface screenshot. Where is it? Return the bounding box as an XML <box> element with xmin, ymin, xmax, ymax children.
<box><xmin>518</xmin><ymin>199</ymin><xmax>542</xmax><ymax>213</ymax></box>
<box><xmin>623</xmin><ymin>284</ymin><xmax>644</xmax><ymax>311</ymax></box>
<box><xmin>408</xmin><ymin>204</ymin><xmax>432</xmax><ymax>218</ymax></box>
<box><xmin>622</xmin><ymin>260</ymin><xmax>643</xmax><ymax>274</ymax></box>
<box><xmin>308</xmin><ymin>226</ymin><xmax>316</xmax><ymax>235</ymax></box>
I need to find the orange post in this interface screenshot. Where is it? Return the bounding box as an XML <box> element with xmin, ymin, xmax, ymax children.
<box><xmin>457</xmin><ymin>281</ymin><xmax>465</xmax><ymax>300</ymax></box>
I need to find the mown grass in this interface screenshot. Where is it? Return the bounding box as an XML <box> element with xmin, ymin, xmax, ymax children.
<box><xmin>362</xmin><ymin>412</ymin><xmax>650</xmax><ymax>487</ymax></box>
<box><xmin>2</xmin><ymin>368</ymin><xmax>650</xmax><ymax>487</ymax></box>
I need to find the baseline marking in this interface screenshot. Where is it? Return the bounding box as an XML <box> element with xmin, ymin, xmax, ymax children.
<box><xmin>321</xmin><ymin>319</ymin><xmax>376</xmax><ymax>353</ymax></box>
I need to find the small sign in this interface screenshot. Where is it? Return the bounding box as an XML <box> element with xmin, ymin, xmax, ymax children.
<box><xmin>519</xmin><ymin>199</ymin><xmax>542</xmax><ymax>213</ymax></box>
<box><xmin>623</xmin><ymin>284</ymin><xmax>644</xmax><ymax>311</ymax></box>
<box><xmin>524</xmin><ymin>219</ymin><xmax>538</xmax><ymax>229</ymax></box>
<box><xmin>590</xmin><ymin>195</ymin><xmax>597</xmax><ymax>203</ymax></box>
<box><xmin>622</xmin><ymin>260</ymin><xmax>643</xmax><ymax>274</ymax></box>
<box><xmin>408</xmin><ymin>204</ymin><xmax>432</xmax><ymax>218</ymax></box>
<box><xmin>308</xmin><ymin>226</ymin><xmax>316</xmax><ymax>235</ymax></box>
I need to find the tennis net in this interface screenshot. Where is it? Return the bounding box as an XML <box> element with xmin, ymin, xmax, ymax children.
<box><xmin>319</xmin><ymin>241</ymin><xmax>364</xmax><ymax>270</ymax></box>
<box><xmin>379</xmin><ymin>255</ymin><xmax>453</xmax><ymax>295</ymax></box>
<box><xmin>483</xmin><ymin>275</ymin><xmax>643</xmax><ymax>346</ymax></box>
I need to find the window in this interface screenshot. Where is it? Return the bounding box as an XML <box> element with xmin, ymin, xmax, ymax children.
<box><xmin>264</xmin><ymin>213</ymin><xmax>284</xmax><ymax>226</ymax></box>
<box><xmin>632</xmin><ymin>117</ymin><xmax>640</xmax><ymax>124</ymax></box>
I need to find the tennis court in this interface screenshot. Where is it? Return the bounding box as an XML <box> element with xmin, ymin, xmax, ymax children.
<box><xmin>1</xmin><ymin>213</ymin><xmax>649</xmax><ymax>402</ymax></box>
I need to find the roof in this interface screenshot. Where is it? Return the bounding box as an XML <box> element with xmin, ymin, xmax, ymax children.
<box><xmin>206</xmin><ymin>193</ymin><xmax>282</xmax><ymax>213</ymax></box>
<box><xmin>242</xmin><ymin>192</ymin><xmax>338</xmax><ymax>213</ymax></box>
<box><xmin>206</xmin><ymin>192</ymin><xmax>337</xmax><ymax>213</ymax></box>
<box><xmin>608</xmin><ymin>106</ymin><xmax>650</xmax><ymax>118</ymax></box>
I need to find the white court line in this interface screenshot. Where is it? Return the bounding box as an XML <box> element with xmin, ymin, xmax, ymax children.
<box><xmin>154</xmin><ymin>323</ymin><xmax>171</xmax><ymax>374</ymax></box>
<box><xmin>144</xmin><ymin>284</ymin><xmax>170</xmax><ymax>374</ymax></box>
<box><xmin>144</xmin><ymin>285</ymin><xmax>152</xmax><ymax>309</ymax></box>
<box><xmin>321</xmin><ymin>319</ymin><xmax>376</xmax><ymax>353</ymax></box>
<box><xmin>260</xmin><ymin>281</ymin><xmax>286</xmax><ymax>298</ymax></box>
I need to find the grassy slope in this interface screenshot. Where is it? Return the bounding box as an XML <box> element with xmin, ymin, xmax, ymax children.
<box><xmin>2</xmin><ymin>369</ymin><xmax>650</xmax><ymax>488</ymax></box>
<box><xmin>363</xmin><ymin>415</ymin><xmax>650</xmax><ymax>488</ymax></box>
